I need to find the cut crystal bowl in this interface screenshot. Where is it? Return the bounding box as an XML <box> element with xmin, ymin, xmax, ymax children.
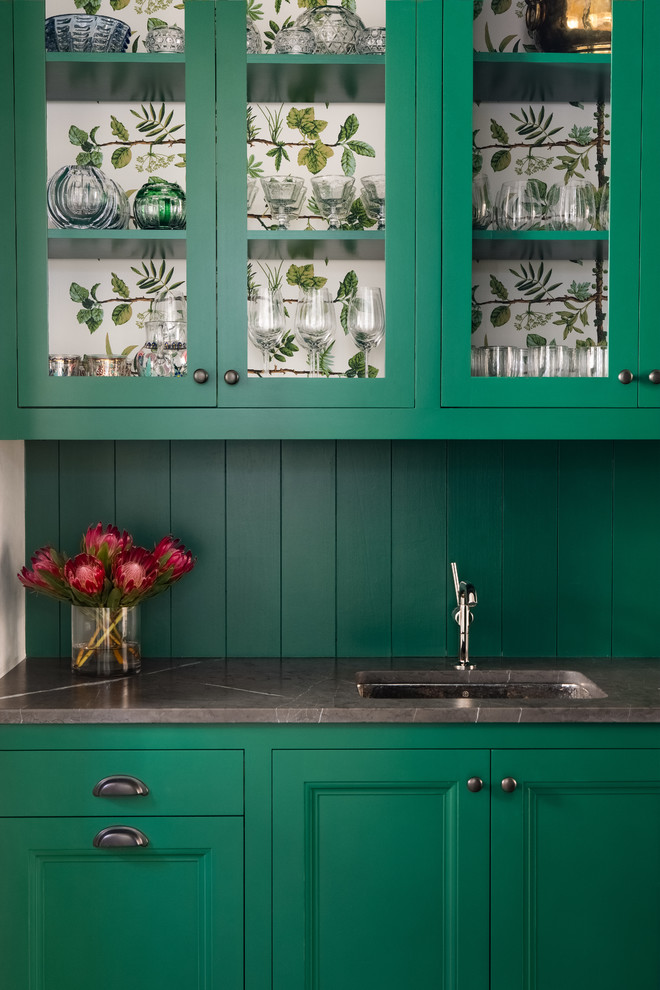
<box><xmin>45</xmin><ymin>13</ymin><xmax>131</xmax><ymax>53</ymax></box>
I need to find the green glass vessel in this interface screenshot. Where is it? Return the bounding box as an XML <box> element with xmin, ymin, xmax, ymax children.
<box><xmin>133</xmin><ymin>177</ymin><xmax>186</xmax><ymax>229</ymax></box>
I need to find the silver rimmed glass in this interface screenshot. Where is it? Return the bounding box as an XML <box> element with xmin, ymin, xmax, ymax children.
<box><xmin>293</xmin><ymin>287</ymin><xmax>336</xmax><ymax>378</ymax></box>
<box><xmin>346</xmin><ymin>286</ymin><xmax>385</xmax><ymax>379</ymax></box>
<box><xmin>247</xmin><ymin>287</ymin><xmax>285</xmax><ymax>377</ymax></box>
<box><xmin>260</xmin><ymin>175</ymin><xmax>306</xmax><ymax>230</ymax></box>
<box><xmin>360</xmin><ymin>174</ymin><xmax>385</xmax><ymax>230</ymax></box>
<box><xmin>311</xmin><ymin>174</ymin><xmax>355</xmax><ymax>230</ymax></box>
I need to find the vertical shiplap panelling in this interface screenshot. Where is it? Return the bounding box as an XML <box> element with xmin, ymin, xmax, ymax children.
<box><xmin>171</xmin><ymin>441</ymin><xmax>226</xmax><ymax>658</ymax></box>
<box><xmin>447</xmin><ymin>442</ymin><xmax>503</xmax><ymax>657</ymax></box>
<box><xmin>281</xmin><ymin>441</ymin><xmax>336</xmax><ymax>658</ymax></box>
<box><xmin>58</xmin><ymin>440</ymin><xmax>116</xmax><ymax>656</ymax></box>
<box><xmin>391</xmin><ymin>440</ymin><xmax>447</xmax><ymax>657</ymax></box>
<box><xmin>25</xmin><ymin>442</ymin><xmax>61</xmax><ymax>657</ymax></box>
<box><xmin>613</xmin><ymin>441</ymin><xmax>660</xmax><ymax>657</ymax></box>
<box><xmin>558</xmin><ymin>441</ymin><xmax>613</xmax><ymax>658</ymax></box>
<box><xmin>115</xmin><ymin>440</ymin><xmax>172</xmax><ymax>658</ymax></box>
<box><xmin>502</xmin><ymin>441</ymin><xmax>558</xmax><ymax>658</ymax></box>
<box><xmin>225</xmin><ymin>441</ymin><xmax>282</xmax><ymax>657</ymax></box>
<box><xmin>336</xmin><ymin>441</ymin><xmax>392</xmax><ymax>657</ymax></box>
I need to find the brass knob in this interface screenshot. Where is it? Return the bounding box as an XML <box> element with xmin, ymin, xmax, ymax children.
<box><xmin>649</xmin><ymin>370</ymin><xmax>660</xmax><ymax>385</ymax></box>
<box><xmin>501</xmin><ymin>777</ymin><xmax>517</xmax><ymax>793</ymax></box>
<box><xmin>618</xmin><ymin>369</ymin><xmax>633</xmax><ymax>385</ymax></box>
<box><xmin>224</xmin><ymin>370</ymin><xmax>240</xmax><ymax>385</ymax></box>
<box><xmin>467</xmin><ymin>777</ymin><xmax>483</xmax><ymax>792</ymax></box>
<box><xmin>193</xmin><ymin>369</ymin><xmax>209</xmax><ymax>384</ymax></box>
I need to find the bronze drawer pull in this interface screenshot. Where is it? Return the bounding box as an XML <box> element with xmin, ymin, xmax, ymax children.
<box><xmin>93</xmin><ymin>775</ymin><xmax>149</xmax><ymax>797</ymax></box>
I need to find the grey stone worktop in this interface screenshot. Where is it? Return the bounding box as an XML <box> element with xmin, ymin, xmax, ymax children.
<box><xmin>0</xmin><ymin>656</ymin><xmax>659</xmax><ymax>723</ymax></box>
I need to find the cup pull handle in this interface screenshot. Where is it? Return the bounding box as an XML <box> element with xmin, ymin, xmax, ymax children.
<box><xmin>93</xmin><ymin>826</ymin><xmax>150</xmax><ymax>848</ymax></box>
<box><xmin>93</xmin><ymin>775</ymin><xmax>149</xmax><ymax>797</ymax></box>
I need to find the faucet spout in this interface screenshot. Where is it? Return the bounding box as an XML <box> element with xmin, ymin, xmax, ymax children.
<box><xmin>450</xmin><ymin>563</ymin><xmax>477</xmax><ymax>669</ymax></box>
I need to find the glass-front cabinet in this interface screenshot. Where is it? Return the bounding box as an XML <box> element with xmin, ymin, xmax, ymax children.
<box><xmin>13</xmin><ymin>0</ymin><xmax>415</xmax><ymax>413</ymax></box>
<box><xmin>441</xmin><ymin>0</ymin><xmax>646</xmax><ymax>408</ymax></box>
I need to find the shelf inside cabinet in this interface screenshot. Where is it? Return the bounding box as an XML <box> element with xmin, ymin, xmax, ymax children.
<box><xmin>473</xmin><ymin>53</ymin><xmax>610</xmax><ymax>103</ymax></box>
<box><xmin>46</xmin><ymin>54</ymin><xmax>185</xmax><ymax>102</ymax></box>
<box><xmin>247</xmin><ymin>229</ymin><xmax>385</xmax><ymax>260</ymax></box>
<box><xmin>47</xmin><ymin>229</ymin><xmax>186</xmax><ymax>260</ymax></box>
<box><xmin>247</xmin><ymin>55</ymin><xmax>385</xmax><ymax>103</ymax></box>
<box><xmin>472</xmin><ymin>230</ymin><xmax>608</xmax><ymax>261</ymax></box>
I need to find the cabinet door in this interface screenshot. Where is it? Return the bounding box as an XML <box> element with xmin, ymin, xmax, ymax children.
<box><xmin>0</xmin><ymin>815</ymin><xmax>243</xmax><ymax>990</ymax></box>
<box><xmin>216</xmin><ymin>0</ymin><xmax>415</xmax><ymax>409</ymax></box>
<box><xmin>491</xmin><ymin>749</ymin><xmax>660</xmax><ymax>990</ymax></box>
<box><xmin>440</xmin><ymin>0</ymin><xmax>643</xmax><ymax>408</ymax></box>
<box><xmin>14</xmin><ymin>0</ymin><xmax>217</xmax><ymax>409</ymax></box>
<box><xmin>638</xmin><ymin>0</ymin><xmax>660</xmax><ymax>406</ymax></box>
<box><xmin>272</xmin><ymin>748</ymin><xmax>490</xmax><ymax>990</ymax></box>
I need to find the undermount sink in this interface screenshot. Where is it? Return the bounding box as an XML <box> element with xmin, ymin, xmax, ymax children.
<box><xmin>355</xmin><ymin>669</ymin><xmax>607</xmax><ymax>700</ymax></box>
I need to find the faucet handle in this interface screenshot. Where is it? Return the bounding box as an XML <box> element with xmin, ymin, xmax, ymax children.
<box><xmin>450</xmin><ymin>562</ymin><xmax>461</xmax><ymax>605</ymax></box>
<box><xmin>450</xmin><ymin>562</ymin><xmax>477</xmax><ymax>606</ymax></box>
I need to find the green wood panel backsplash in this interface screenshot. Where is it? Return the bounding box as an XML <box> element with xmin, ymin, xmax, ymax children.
<box><xmin>23</xmin><ymin>440</ymin><xmax>660</xmax><ymax>659</ymax></box>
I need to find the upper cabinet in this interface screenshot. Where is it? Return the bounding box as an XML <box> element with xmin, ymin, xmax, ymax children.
<box><xmin>440</xmin><ymin>0</ymin><xmax>654</xmax><ymax>409</ymax></box>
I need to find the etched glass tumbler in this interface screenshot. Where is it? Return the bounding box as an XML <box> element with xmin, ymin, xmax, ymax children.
<box><xmin>260</xmin><ymin>175</ymin><xmax>306</xmax><ymax>230</ymax></box>
<box><xmin>311</xmin><ymin>174</ymin><xmax>355</xmax><ymax>229</ymax></box>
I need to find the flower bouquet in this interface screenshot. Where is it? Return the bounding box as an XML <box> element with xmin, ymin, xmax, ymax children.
<box><xmin>18</xmin><ymin>522</ymin><xmax>195</xmax><ymax>677</ymax></box>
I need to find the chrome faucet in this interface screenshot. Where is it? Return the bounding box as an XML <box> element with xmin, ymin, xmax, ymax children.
<box><xmin>451</xmin><ymin>562</ymin><xmax>477</xmax><ymax>669</ymax></box>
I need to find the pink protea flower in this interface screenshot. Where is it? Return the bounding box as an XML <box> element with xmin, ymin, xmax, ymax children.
<box><xmin>153</xmin><ymin>536</ymin><xmax>196</xmax><ymax>583</ymax></box>
<box><xmin>18</xmin><ymin>546</ymin><xmax>70</xmax><ymax>601</ymax></box>
<box><xmin>64</xmin><ymin>553</ymin><xmax>106</xmax><ymax>599</ymax></box>
<box><xmin>82</xmin><ymin>522</ymin><xmax>132</xmax><ymax>569</ymax></box>
<box><xmin>112</xmin><ymin>546</ymin><xmax>159</xmax><ymax>603</ymax></box>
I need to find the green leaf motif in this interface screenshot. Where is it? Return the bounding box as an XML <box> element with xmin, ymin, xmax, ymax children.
<box><xmin>490</xmin><ymin>305</ymin><xmax>511</xmax><ymax>327</ymax></box>
<box><xmin>491</xmin><ymin>0</ymin><xmax>511</xmax><ymax>11</ymax></box>
<box><xmin>70</xmin><ymin>282</ymin><xmax>89</xmax><ymax>303</ymax></box>
<box><xmin>346</xmin><ymin>352</ymin><xmax>378</xmax><ymax>378</ymax></box>
<box><xmin>338</xmin><ymin>114</ymin><xmax>359</xmax><ymax>142</ymax></box>
<box><xmin>489</xmin><ymin>275</ymin><xmax>509</xmax><ymax>301</ymax></box>
<box><xmin>346</xmin><ymin>140</ymin><xmax>375</xmax><ymax>158</ymax></box>
<box><xmin>111</xmin><ymin>273</ymin><xmax>130</xmax><ymax>299</ymax></box>
<box><xmin>471</xmin><ymin>307</ymin><xmax>483</xmax><ymax>334</ymax></box>
<box><xmin>490</xmin><ymin>119</ymin><xmax>509</xmax><ymax>145</ymax></box>
<box><xmin>298</xmin><ymin>140</ymin><xmax>334</xmax><ymax>174</ymax></box>
<box><xmin>147</xmin><ymin>17</ymin><xmax>168</xmax><ymax>29</ymax></box>
<box><xmin>69</xmin><ymin>125</ymin><xmax>88</xmax><ymax>147</ymax></box>
<box><xmin>336</xmin><ymin>270</ymin><xmax>358</xmax><ymax>300</ymax></box>
<box><xmin>110</xmin><ymin>116</ymin><xmax>130</xmax><ymax>142</ymax></box>
<box><xmin>112</xmin><ymin>303</ymin><xmax>132</xmax><ymax>326</ymax></box>
<box><xmin>527</xmin><ymin>333</ymin><xmax>547</xmax><ymax>347</ymax></box>
<box><xmin>341</xmin><ymin>147</ymin><xmax>356</xmax><ymax>176</ymax></box>
<box><xmin>111</xmin><ymin>146</ymin><xmax>132</xmax><ymax>169</ymax></box>
<box><xmin>491</xmin><ymin>149</ymin><xmax>511</xmax><ymax>172</ymax></box>
<box><xmin>286</xmin><ymin>263</ymin><xmax>328</xmax><ymax>290</ymax></box>
<box><xmin>110</xmin><ymin>0</ymin><xmax>131</xmax><ymax>8</ymax></box>
<box><xmin>474</xmin><ymin>0</ymin><xmax>484</xmax><ymax>17</ymax></box>
<box><xmin>287</xmin><ymin>107</ymin><xmax>327</xmax><ymax>139</ymax></box>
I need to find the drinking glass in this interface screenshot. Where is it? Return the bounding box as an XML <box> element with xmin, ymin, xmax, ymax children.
<box><xmin>294</xmin><ymin>287</ymin><xmax>336</xmax><ymax>378</ymax></box>
<box><xmin>260</xmin><ymin>175</ymin><xmax>306</xmax><ymax>230</ymax></box>
<box><xmin>526</xmin><ymin>344</ymin><xmax>573</xmax><ymax>377</ymax></box>
<box><xmin>360</xmin><ymin>174</ymin><xmax>385</xmax><ymax>229</ymax></box>
<box><xmin>472</xmin><ymin>173</ymin><xmax>492</xmax><ymax>229</ymax></box>
<box><xmin>493</xmin><ymin>179</ymin><xmax>547</xmax><ymax>230</ymax></box>
<box><xmin>346</xmin><ymin>286</ymin><xmax>385</xmax><ymax>378</ymax></box>
<box><xmin>576</xmin><ymin>345</ymin><xmax>608</xmax><ymax>378</ymax></box>
<box><xmin>481</xmin><ymin>345</ymin><xmax>524</xmax><ymax>377</ymax></box>
<box><xmin>356</xmin><ymin>26</ymin><xmax>386</xmax><ymax>54</ymax></box>
<box><xmin>272</xmin><ymin>26</ymin><xmax>316</xmax><ymax>53</ymax></box>
<box><xmin>597</xmin><ymin>182</ymin><xmax>609</xmax><ymax>231</ymax></box>
<box><xmin>247</xmin><ymin>288</ymin><xmax>285</xmax><ymax>376</ymax></box>
<box><xmin>548</xmin><ymin>178</ymin><xmax>597</xmax><ymax>230</ymax></box>
<box><xmin>311</xmin><ymin>174</ymin><xmax>355</xmax><ymax>229</ymax></box>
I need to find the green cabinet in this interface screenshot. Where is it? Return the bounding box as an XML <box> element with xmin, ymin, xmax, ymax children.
<box><xmin>440</xmin><ymin>0</ymin><xmax>652</xmax><ymax>410</ymax></box>
<box><xmin>271</xmin><ymin>741</ymin><xmax>660</xmax><ymax>990</ymax></box>
<box><xmin>0</xmin><ymin>745</ymin><xmax>244</xmax><ymax>990</ymax></box>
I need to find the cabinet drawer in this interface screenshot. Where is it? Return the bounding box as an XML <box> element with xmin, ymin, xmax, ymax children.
<box><xmin>0</xmin><ymin>750</ymin><xmax>243</xmax><ymax>817</ymax></box>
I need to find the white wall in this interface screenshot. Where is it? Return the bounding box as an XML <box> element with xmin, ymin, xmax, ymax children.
<box><xmin>0</xmin><ymin>441</ymin><xmax>25</xmax><ymax>675</ymax></box>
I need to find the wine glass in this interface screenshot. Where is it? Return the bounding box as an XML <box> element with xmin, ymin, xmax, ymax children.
<box><xmin>293</xmin><ymin>287</ymin><xmax>336</xmax><ymax>378</ymax></box>
<box><xmin>311</xmin><ymin>174</ymin><xmax>355</xmax><ymax>229</ymax></box>
<box><xmin>346</xmin><ymin>286</ymin><xmax>385</xmax><ymax>378</ymax></box>
<box><xmin>260</xmin><ymin>175</ymin><xmax>306</xmax><ymax>229</ymax></box>
<box><xmin>360</xmin><ymin>174</ymin><xmax>385</xmax><ymax>229</ymax></box>
<box><xmin>247</xmin><ymin>287</ymin><xmax>285</xmax><ymax>376</ymax></box>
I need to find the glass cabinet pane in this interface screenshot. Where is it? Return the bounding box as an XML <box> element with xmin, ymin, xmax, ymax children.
<box><xmin>441</xmin><ymin>0</ymin><xmax>643</xmax><ymax>408</ymax></box>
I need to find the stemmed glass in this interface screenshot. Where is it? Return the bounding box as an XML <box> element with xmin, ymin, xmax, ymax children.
<box><xmin>360</xmin><ymin>174</ymin><xmax>386</xmax><ymax>229</ymax></box>
<box><xmin>293</xmin><ymin>287</ymin><xmax>336</xmax><ymax>378</ymax></box>
<box><xmin>346</xmin><ymin>286</ymin><xmax>385</xmax><ymax>378</ymax></box>
<box><xmin>247</xmin><ymin>287</ymin><xmax>285</xmax><ymax>376</ymax></box>
<box><xmin>260</xmin><ymin>175</ymin><xmax>306</xmax><ymax>229</ymax></box>
<box><xmin>311</xmin><ymin>174</ymin><xmax>355</xmax><ymax>229</ymax></box>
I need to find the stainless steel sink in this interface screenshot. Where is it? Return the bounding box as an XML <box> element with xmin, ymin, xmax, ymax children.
<box><xmin>355</xmin><ymin>669</ymin><xmax>607</xmax><ymax>700</ymax></box>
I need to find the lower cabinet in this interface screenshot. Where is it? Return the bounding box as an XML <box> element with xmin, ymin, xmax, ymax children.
<box><xmin>272</xmin><ymin>745</ymin><xmax>660</xmax><ymax>990</ymax></box>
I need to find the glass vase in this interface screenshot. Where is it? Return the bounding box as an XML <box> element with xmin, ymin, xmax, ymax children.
<box><xmin>133</xmin><ymin>178</ymin><xmax>186</xmax><ymax>229</ymax></box>
<box><xmin>71</xmin><ymin>606</ymin><xmax>141</xmax><ymax>677</ymax></box>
